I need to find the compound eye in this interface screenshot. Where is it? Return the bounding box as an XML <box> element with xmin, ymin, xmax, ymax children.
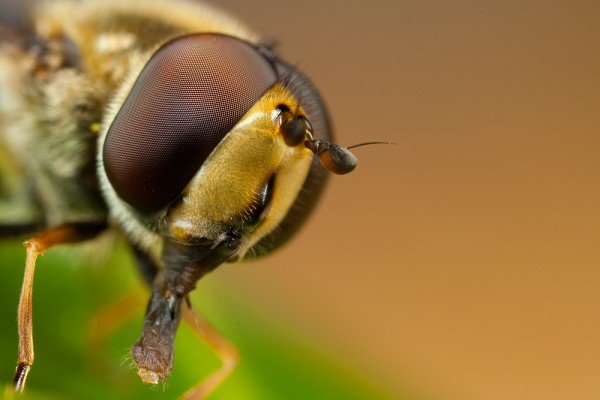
<box><xmin>103</xmin><ymin>34</ymin><xmax>277</xmax><ymax>213</ymax></box>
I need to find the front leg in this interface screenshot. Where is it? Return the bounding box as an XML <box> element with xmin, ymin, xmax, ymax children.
<box><xmin>179</xmin><ymin>300</ymin><xmax>239</xmax><ymax>400</ymax></box>
<box><xmin>0</xmin><ymin>222</ymin><xmax>41</xmax><ymax>238</ymax></box>
<box><xmin>12</xmin><ymin>222</ymin><xmax>106</xmax><ymax>391</ymax></box>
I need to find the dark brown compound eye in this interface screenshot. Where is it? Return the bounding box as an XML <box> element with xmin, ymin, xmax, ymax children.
<box><xmin>103</xmin><ymin>34</ymin><xmax>277</xmax><ymax>213</ymax></box>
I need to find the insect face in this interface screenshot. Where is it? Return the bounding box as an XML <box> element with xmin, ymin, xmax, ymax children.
<box><xmin>165</xmin><ymin>84</ymin><xmax>315</xmax><ymax>259</ymax></box>
<box><xmin>99</xmin><ymin>34</ymin><xmax>325</xmax><ymax>265</ymax></box>
<box><xmin>96</xmin><ymin>32</ymin><xmax>334</xmax><ymax>382</ymax></box>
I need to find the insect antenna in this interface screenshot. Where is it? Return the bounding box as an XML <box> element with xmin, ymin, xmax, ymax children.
<box><xmin>304</xmin><ymin>140</ymin><xmax>394</xmax><ymax>175</ymax></box>
<box><xmin>347</xmin><ymin>141</ymin><xmax>396</xmax><ymax>149</ymax></box>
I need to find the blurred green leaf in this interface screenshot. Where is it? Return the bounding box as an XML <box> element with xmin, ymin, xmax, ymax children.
<box><xmin>0</xmin><ymin>240</ymin><xmax>403</xmax><ymax>399</ymax></box>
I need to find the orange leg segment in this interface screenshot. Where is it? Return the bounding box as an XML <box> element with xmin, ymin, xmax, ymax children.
<box><xmin>11</xmin><ymin>222</ymin><xmax>105</xmax><ymax>392</ymax></box>
<box><xmin>179</xmin><ymin>300</ymin><xmax>239</xmax><ymax>400</ymax></box>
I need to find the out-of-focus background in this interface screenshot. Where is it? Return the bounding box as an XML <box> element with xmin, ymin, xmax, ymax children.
<box><xmin>1</xmin><ymin>1</ymin><xmax>599</xmax><ymax>399</ymax></box>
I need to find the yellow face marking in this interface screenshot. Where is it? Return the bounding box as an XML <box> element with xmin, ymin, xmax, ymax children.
<box><xmin>167</xmin><ymin>84</ymin><xmax>314</xmax><ymax>256</ymax></box>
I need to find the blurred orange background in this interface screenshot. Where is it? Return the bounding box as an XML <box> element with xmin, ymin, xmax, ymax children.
<box><xmin>203</xmin><ymin>1</ymin><xmax>600</xmax><ymax>399</ymax></box>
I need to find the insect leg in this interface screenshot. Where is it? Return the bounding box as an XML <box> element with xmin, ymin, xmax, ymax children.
<box><xmin>0</xmin><ymin>222</ymin><xmax>41</xmax><ymax>239</ymax></box>
<box><xmin>12</xmin><ymin>222</ymin><xmax>106</xmax><ymax>392</ymax></box>
<box><xmin>178</xmin><ymin>299</ymin><xmax>239</xmax><ymax>400</ymax></box>
<box><xmin>87</xmin><ymin>290</ymin><xmax>145</xmax><ymax>374</ymax></box>
<box><xmin>88</xmin><ymin>246</ymin><xmax>157</xmax><ymax>373</ymax></box>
